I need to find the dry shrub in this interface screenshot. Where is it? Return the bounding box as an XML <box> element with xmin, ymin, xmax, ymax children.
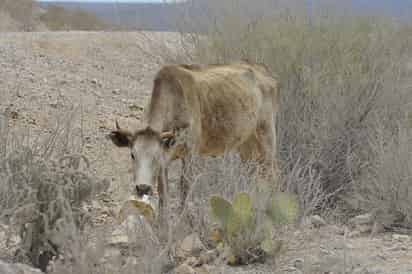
<box><xmin>347</xmin><ymin>112</ymin><xmax>412</xmax><ymax>228</ymax></box>
<box><xmin>0</xmin><ymin>111</ymin><xmax>109</xmax><ymax>271</ymax></box>
<box><xmin>48</xmin><ymin>218</ymin><xmax>166</xmax><ymax>274</ymax></box>
<box><xmin>175</xmin><ymin>0</ymin><xmax>412</xmax><ymax>225</ymax></box>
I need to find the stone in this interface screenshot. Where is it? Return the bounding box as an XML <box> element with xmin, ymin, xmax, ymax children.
<box><xmin>309</xmin><ymin>215</ymin><xmax>327</xmax><ymax>228</ymax></box>
<box><xmin>358</xmin><ymin>224</ymin><xmax>373</xmax><ymax>234</ymax></box>
<box><xmin>199</xmin><ymin>250</ymin><xmax>219</xmax><ymax>266</ymax></box>
<box><xmin>330</xmin><ymin>225</ymin><xmax>346</xmax><ymax>235</ymax></box>
<box><xmin>293</xmin><ymin>258</ymin><xmax>305</xmax><ymax>270</ymax></box>
<box><xmin>183</xmin><ymin>257</ymin><xmax>200</xmax><ymax>267</ymax></box>
<box><xmin>179</xmin><ymin>233</ymin><xmax>205</xmax><ymax>257</ymax></box>
<box><xmin>392</xmin><ymin>234</ymin><xmax>410</xmax><ymax>242</ymax></box>
<box><xmin>174</xmin><ymin>263</ymin><xmax>196</xmax><ymax>274</ymax></box>
<box><xmin>194</xmin><ymin>266</ymin><xmax>211</xmax><ymax>274</ymax></box>
<box><xmin>281</xmin><ymin>266</ymin><xmax>303</xmax><ymax>274</ymax></box>
<box><xmin>0</xmin><ymin>260</ymin><xmax>42</xmax><ymax>274</ymax></box>
<box><xmin>350</xmin><ymin>213</ymin><xmax>373</xmax><ymax>226</ymax></box>
<box><xmin>348</xmin><ymin>230</ymin><xmax>362</xmax><ymax>238</ymax></box>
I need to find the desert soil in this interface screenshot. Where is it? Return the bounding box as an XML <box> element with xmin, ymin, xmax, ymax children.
<box><xmin>0</xmin><ymin>32</ymin><xmax>411</xmax><ymax>274</ymax></box>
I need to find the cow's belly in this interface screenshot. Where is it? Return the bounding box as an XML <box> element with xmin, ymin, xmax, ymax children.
<box><xmin>195</xmin><ymin>75</ymin><xmax>263</xmax><ymax>156</ymax></box>
<box><xmin>198</xmin><ymin>102</ymin><xmax>260</xmax><ymax>156</ymax></box>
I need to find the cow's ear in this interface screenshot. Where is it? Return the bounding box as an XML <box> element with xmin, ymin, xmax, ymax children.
<box><xmin>109</xmin><ymin>130</ymin><xmax>133</xmax><ymax>147</ymax></box>
<box><xmin>108</xmin><ymin>120</ymin><xmax>134</xmax><ymax>147</ymax></box>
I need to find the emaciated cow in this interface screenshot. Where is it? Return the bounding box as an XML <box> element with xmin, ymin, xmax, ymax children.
<box><xmin>109</xmin><ymin>62</ymin><xmax>279</xmax><ymax>219</ymax></box>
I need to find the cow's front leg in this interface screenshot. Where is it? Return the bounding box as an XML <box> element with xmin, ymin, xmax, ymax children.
<box><xmin>157</xmin><ymin>168</ymin><xmax>168</xmax><ymax>223</ymax></box>
<box><xmin>179</xmin><ymin>158</ymin><xmax>189</xmax><ymax>212</ymax></box>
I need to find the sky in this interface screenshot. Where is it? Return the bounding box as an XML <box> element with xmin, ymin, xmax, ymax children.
<box><xmin>37</xmin><ymin>0</ymin><xmax>166</xmax><ymax>2</ymax></box>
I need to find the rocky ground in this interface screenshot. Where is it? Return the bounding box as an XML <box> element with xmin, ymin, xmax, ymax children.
<box><xmin>0</xmin><ymin>32</ymin><xmax>412</xmax><ymax>274</ymax></box>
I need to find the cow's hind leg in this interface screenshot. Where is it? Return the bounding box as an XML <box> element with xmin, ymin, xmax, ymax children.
<box><xmin>238</xmin><ymin>124</ymin><xmax>278</xmax><ymax>188</ymax></box>
<box><xmin>238</xmin><ymin>134</ymin><xmax>264</xmax><ymax>179</ymax></box>
<box><xmin>257</xmin><ymin>121</ymin><xmax>279</xmax><ymax>188</ymax></box>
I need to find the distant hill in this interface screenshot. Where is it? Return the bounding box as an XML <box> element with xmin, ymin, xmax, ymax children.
<box><xmin>37</xmin><ymin>0</ymin><xmax>412</xmax><ymax>32</ymax></box>
<box><xmin>0</xmin><ymin>0</ymin><xmax>107</xmax><ymax>31</ymax></box>
<box><xmin>39</xmin><ymin>4</ymin><xmax>108</xmax><ymax>30</ymax></box>
<box><xmin>349</xmin><ymin>0</ymin><xmax>412</xmax><ymax>18</ymax></box>
<box><xmin>38</xmin><ymin>2</ymin><xmax>186</xmax><ymax>31</ymax></box>
<box><xmin>0</xmin><ymin>0</ymin><xmax>46</xmax><ymax>31</ymax></box>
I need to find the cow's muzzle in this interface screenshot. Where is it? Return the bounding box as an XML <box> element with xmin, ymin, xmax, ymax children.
<box><xmin>136</xmin><ymin>184</ymin><xmax>153</xmax><ymax>197</ymax></box>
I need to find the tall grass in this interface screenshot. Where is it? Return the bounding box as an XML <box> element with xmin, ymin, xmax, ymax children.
<box><xmin>178</xmin><ymin>0</ymin><xmax>412</xmax><ymax>226</ymax></box>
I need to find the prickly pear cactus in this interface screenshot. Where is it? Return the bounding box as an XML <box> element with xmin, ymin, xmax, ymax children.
<box><xmin>210</xmin><ymin>195</ymin><xmax>235</xmax><ymax>230</ymax></box>
<box><xmin>232</xmin><ymin>192</ymin><xmax>253</xmax><ymax>227</ymax></box>
<box><xmin>209</xmin><ymin>191</ymin><xmax>299</xmax><ymax>265</ymax></box>
<box><xmin>210</xmin><ymin>192</ymin><xmax>255</xmax><ymax>237</ymax></box>
<box><xmin>266</xmin><ymin>192</ymin><xmax>299</xmax><ymax>225</ymax></box>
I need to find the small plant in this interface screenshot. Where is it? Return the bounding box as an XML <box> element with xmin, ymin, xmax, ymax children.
<box><xmin>209</xmin><ymin>191</ymin><xmax>298</xmax><ymax>265</ymax></box>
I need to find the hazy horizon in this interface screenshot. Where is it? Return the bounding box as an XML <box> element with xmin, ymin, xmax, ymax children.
<box><xmin>36</xmin><ymin>0</ymin><xmax>168</xmax><ymax>2</ymax></box>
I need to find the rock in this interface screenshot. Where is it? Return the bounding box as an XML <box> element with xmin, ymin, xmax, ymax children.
<box><xmin>281</xmin><ymin>266</ymin><xmax>303</xmax><ymax>274</ymax></box>
<box><xmin>174</xmin><ymin>263</ymin><xmax>196</xmax><ymax>274</ymax></box>
<box><xmin>178</xmin><ymin>233</ymin><xmax>205</xmax><ymax>257</ymax></box>
<box><xmin>371</xmin><ymin>222</ymin><xmax>385</xmax><ymax>235</ymax></box>
<box><xmin>112</xmin><ymin>89</ymin><xmax>121</xmax><ymax>95</ymax></box>
<box><xmin>330</xmin><ymin>225</ymin><xmax>346</xmax><ymax>235</ymax></box>
<box><xmin>309</xmin><ymin>215</ymin><xmax>327</xmax><ymax>228</ymax></box>
<box><xmin>198</xmin><ymin>250</ymin><xmax>219</xmax><ymax>266</ymax></box>
<box><xmin>0</xmin><ymin>260</ymin><xmax>42</xmax><ymax>274</ymax></box>
<box><xmin>350</xmin><ymin>213</ymin><xmax>373</xmax><ymax>226</ymax></box>
<box><xmin>358</xmin><ymin>224</ymin><xmax>373</xmax><ymax>234</ymax></box>
<box><xmin>348</xmin><ymin>230</ymin><xmax>362</xmax><ymax>238</ymax></box>
<box><xmin>128</xmin><ymin>104</ymin><xmax>144</xmax><ymax>112</ymax></box>
<box><xmin>392</xmin><ymin>234</ymin><xmax>410</xmax><ymax>242</ymax></box>
<box><xmin>183</xmin><ymin>256</ymin><xmax>200</xmax><ymax>267</ymax></box>
<box><xmin>293</xmin><ymin>258</ymin><xmax>305</xmax><ymax>270</ymax></box>
<box><xmin>194</xmin><ymin>266</ymin><xmax>211</xmax><ymax>274</ymax></box>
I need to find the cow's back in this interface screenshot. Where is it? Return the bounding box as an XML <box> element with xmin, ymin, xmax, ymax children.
<box><xmin>188</xmin><ymin>65</ymin><xmax>263</xmax><ymax>155</ymax></box>
<box><xmin>146</xmin><ymin>63</ymin><xmax>278</xmax><ymax>157</ymax></box>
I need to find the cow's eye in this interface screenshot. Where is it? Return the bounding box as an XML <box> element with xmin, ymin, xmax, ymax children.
<box><xmin>131</xmin><ymin>153</ymin><xmax>135</xmax><ymax>160</ymax></box>
<box><xmin>162</xmin><ymin>137</ymin><xmax>176</xmax><ymax>148</ymax></box>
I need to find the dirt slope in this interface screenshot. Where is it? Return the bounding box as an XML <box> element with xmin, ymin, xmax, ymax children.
<box><xmin>0</xmin><ymin>32</ymin><xmax>412</xmax><ymax>274</ymax></box>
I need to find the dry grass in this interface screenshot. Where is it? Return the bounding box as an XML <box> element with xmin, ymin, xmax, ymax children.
<box><xmin>175</xmin><ymin>0</ymin><xmax>412</xmax><ymax>227</ymax></box>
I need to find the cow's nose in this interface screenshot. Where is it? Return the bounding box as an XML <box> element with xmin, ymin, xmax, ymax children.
<box><xmin>136</xmin><ymin>184</ymin><xmax>153</xmax><ymax>197</ymax></box>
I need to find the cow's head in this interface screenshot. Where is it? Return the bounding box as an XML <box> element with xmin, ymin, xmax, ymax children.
<box><xmin>108</xmin><ymin>121</ymin><xmax>186</xmax><ymax>199</ymax></box>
